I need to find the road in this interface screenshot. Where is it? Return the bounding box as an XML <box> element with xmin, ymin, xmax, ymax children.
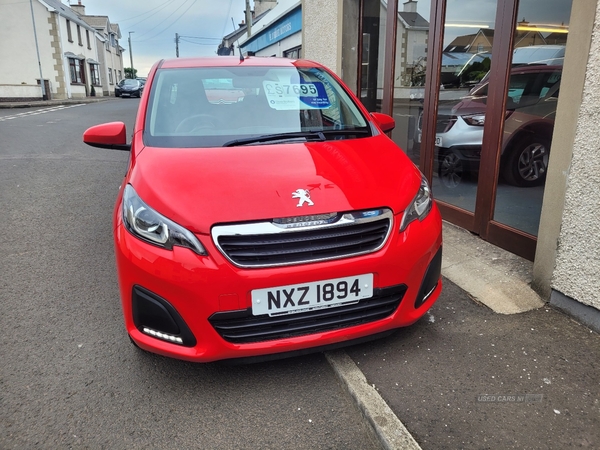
<box><xmin>0</xmin><ymin>99</ymin><xmax>377</xmax><ymax>449</ymax></box>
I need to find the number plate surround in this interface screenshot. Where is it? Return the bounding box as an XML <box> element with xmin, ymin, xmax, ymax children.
<box><xmin>251</xmin><ymin>274</ymin><xmax>374</xmax><ymax>317</ymax></box>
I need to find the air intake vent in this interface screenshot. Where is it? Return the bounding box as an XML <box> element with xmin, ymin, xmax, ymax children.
<box><xmin>209</xmin><ymin>284</ymin><xmax>406</xmax><ymax>343</ymax></box>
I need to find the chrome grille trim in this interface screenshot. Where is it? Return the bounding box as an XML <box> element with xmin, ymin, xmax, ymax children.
<box><xmin>211</xmin><ymin>208</ymin><xmax>393</xmax><ymax>268</ymax></box>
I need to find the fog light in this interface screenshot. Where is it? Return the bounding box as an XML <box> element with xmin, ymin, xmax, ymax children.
<box><xmin>143</xmin><ymin>327</ymin><xmax>184</xmax><ymax>344</ymax></box>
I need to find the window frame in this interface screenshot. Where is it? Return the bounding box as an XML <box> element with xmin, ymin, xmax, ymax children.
<box><xmin>68</xmin><ymin>57</ymin><xmax>85</xmax><ymax>84</ymax></box>
<box><xmin>66</xmin><ymin>19</ymin><xmax>73</xmax><ymax>43</ymax></box>
<box><xmin>89</xmin><ymin>63</ymin><xmax>101</xmax><ymax>86</ymax></box>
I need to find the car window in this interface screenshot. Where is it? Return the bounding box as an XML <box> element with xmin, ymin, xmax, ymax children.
<box><xmin>144</xmin><ymin>66</ymin><xmax>370</xmax><ymax>148</ymax></box>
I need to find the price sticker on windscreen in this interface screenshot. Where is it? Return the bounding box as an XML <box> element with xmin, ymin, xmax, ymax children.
<box><xmin>263</xmin><ymin>81</ymin><xmax>330</xmax><ymax>110</ymax></box>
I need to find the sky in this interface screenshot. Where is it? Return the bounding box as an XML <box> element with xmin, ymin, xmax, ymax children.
<box><xmin>73</xmin><ymin>0</ymin><xmax>250</xmax><ymax>76</ymax></box>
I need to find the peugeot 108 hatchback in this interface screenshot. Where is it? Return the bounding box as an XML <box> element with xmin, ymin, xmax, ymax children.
<box><xmin>83</xmin><ymin>57</ymin><xmax>443</xmax><ymax>363</ymax></box>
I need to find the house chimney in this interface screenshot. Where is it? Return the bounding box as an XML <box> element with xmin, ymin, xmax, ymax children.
<box><xmin>70</xmin><ymin>1</ymin><xmax>85</xmax><ymax>16</ymax></box>
<box><xmin>403</xmin><ymin>0</ymin><xmax>417</xmax><ymax>13</ymax></box>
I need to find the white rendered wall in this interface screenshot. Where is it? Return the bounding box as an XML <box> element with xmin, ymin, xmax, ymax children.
<box><xmin>551</xmin><ymin>1</ymin><xmax>600</xmax><ymax>310</ymax></box>
<box><xmin>302</xmin><ymin>0</ymin><xmax>341</xmax><ymax>74</ymax></box>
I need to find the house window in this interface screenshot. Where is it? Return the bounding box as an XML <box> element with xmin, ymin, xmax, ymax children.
<box><xmin>108</xmin><ymin>68</ymin><xmax>113</xmax><ymax>85</ymax></box>
<box><xmin>86</xmin><ymin>30</ymin><xmax>91</xmax><ymax>49</ymax></box>
<box><xmin>89</xmin><ymin>64</ymin><xmax>100</xmax><ymax>86</ymax></box>
<box><xmin>106</xmin><ymin>39</ymin><xmax>111</xmax><ymax>52</ymax></box>
<box><xmin>66</xmin><ymin>20</ymin><xmax>73</xmax><ymax>42</ymax></box>
<box><xmin>77</xmin><ymin>25</ymin><xmax>82</xmax><ymax>46</ymax></box>
<box><xmin>118</xmin><ymin>70</ymin><xmax>122</xmax><ymax>81</ymax></box>
<box><xmin>68</xmin><ymin>57</ymin><xmax>85</xmax><ymax>84</ymax></box>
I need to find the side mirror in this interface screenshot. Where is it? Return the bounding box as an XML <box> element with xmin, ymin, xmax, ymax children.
<box><xmin>83</xmin><ymin>122</ymin><xmax>130</xmax><ymax>151</ymax></box>
<box><xmin>370</xmin><ymin>112</ymin><xmax>395</xmax><ymax>133</ymax></box>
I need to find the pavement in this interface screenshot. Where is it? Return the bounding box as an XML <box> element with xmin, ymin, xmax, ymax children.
<box><xmin>4</xmin><ymin>98</ymin><xmax>597</xmax><ymax>448</ymax></box>
<box><xmin>326</xmin><ymin>222</ymin><xmax>600</xmax><ymax>449</ymax></box>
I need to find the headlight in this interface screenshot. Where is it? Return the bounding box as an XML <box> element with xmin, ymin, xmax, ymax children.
<box><xmin>122</xmin><ymin>185</ymin><xmax>207</xmax><ymax>255</ymax></box>
<box><xmin>462</xmin><ymin>113</ymin><xmax>486</xmax><ymax>126</ymax></box>
<box><xmin>400</xmin><ymin>175</ymin><xmax>433</xmax><ymax>232</ymax></box>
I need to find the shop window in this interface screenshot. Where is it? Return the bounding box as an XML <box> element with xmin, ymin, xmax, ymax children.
<box><xmin>284</xmin><ymin>46</ymin><xmax>302</xmax><ymax>59</ymax></box>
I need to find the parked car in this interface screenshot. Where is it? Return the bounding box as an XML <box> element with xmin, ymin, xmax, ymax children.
<box><xmin>115</xmin><ymin>79</ymin><xmax>143</xmax><ymax>98</ymax></box>
<box><xmin>440</xmin><ymin>52</ymin><xmax>491</xmax><ymax>89</ymax></box>
<box><xmin>136</xmin><ymin>77</ymin><xmax>147</xmax><ymax>86</ymax></box>
<box><xmin>83</xmin><ymin>56</ymin><xmax>443</xmax><ymax>363</ymax></box>
<box><xmin>511</xmin><ymin>45</ymin><xmax>565</xmax><ymax>66</ymax></box>
<box><xmin>435</xmin><ymin>64</ymin><xmax>562</xmax><ymax>187</ymax></box>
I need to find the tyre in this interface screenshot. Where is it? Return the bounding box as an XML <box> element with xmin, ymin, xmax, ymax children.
<box><xmin>502</xmin><ymin>134</ymin><xmax>550</xmax><ymax>187</ymax></box>
<box><xmin>438</xmin><ymin>149</ymin><xmax>465</xmax><ymax>188</ymax></box>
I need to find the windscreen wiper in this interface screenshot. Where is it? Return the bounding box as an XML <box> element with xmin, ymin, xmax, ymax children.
<box><xmin>222</xmin><ymin>128</ymin><xmax>371</xmax><ymax>147</ymax></box>
<box><xmin>223</xmin><ymin>131</ymin><xmax>326</xmax><ymax>147</ymax></box>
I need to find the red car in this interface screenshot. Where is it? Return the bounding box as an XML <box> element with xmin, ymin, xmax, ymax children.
<box><xmin>83</xmin><ymin>56</ymin><xmax>442</xmax><ymax>363</ymax></box>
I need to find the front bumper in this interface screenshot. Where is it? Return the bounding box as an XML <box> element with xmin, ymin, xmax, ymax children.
<box><xmin>114</xmin><ymin>206</ymin><xmax>443</xmax><ymax>363</ymax></box>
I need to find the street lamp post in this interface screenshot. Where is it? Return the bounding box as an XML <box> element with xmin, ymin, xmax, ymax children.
<box><xmin>128</xmin><ymin>31</ymin><xmax>135</xmax><ymax>78</ymax></box>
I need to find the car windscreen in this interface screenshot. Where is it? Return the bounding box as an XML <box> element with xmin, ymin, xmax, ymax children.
<box><xmin>143</xmin><ymin>65</ymin><xmax>371</xmax><ymax>148</ymax></box>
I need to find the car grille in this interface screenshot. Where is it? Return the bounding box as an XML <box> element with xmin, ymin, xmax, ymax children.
<box><xmin>209</xmin><ymin>284</ymin><xmax>407</xmax><ymax>344</ymax></box>
<box><xmin>212</xmin><ymin>209</ymin><xmax>393</xmax><ymax>268</ymax></box>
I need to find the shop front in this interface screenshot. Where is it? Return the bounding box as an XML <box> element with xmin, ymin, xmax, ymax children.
<box><xmin>302</xmin><ymin>0</ymin><xmax>600</xmax><ymax>325</ymax></box>
<box><xmin>333</xmin><ymin>0</ymin><xmax>572</xmax><ymax>262</ymax></box>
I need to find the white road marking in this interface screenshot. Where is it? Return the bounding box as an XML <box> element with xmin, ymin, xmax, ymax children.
<box><xmin>0</xmin><ymin>104</ymin><xmax>85</xmax><ymax>122</ymax></box>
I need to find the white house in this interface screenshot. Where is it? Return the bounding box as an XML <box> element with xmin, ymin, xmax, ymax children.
<box><xmin>76</xmin><ymin>10</ymin><xmax>125</xmax><ymax>96</ymax></box>
<box><xmin>0</xmin><ymin>0</ymin><xmax>123</xmax><ymax>101</ymax></box>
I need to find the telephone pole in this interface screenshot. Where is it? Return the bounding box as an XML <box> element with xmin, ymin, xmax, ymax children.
<box><xmin>175</xmin><ymin>33</ymin><xmax>180</xmax><ymax>57</ymax></box>
<box><xmin>245</xmin><ymin>0</ymin><xmax>252</xmax><ymax>37</ymax></box>
<box><xmin>128</xmin><ymin>31</ymin><xmax>135</xmax><ymax>78</ymax></box>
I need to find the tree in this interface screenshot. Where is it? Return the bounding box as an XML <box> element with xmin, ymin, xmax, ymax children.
<box><xmin>124</xmin><ymin>67</ymin><xmax>138</xmax><ymax>79</ymax></box>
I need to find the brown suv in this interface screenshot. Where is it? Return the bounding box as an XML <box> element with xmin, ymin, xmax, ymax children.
<box><xmin>435</xmin><ymin>64</ymin><xmax>562</xmax><ymax>187</ymax></box>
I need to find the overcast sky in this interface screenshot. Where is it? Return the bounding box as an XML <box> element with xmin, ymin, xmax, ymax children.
<box><xmin>73</xmin><ymin>0</ymin><xmax>249</xmax><ymax>76</ymax></box>
<box><xmin>72</xmin><ymin>0</ymin><xmax>572</xmax><ymax>76</ymax></box>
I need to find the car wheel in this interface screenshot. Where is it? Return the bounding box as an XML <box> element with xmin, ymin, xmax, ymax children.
<box><xmin>438</xmin><ymin>149</ymin><xmax>464</xmax><ymax>188</ymax></box>
<box><xmin>502</xmin><ymin>134</ymin><xmax>550</xmax><ymax>187</ymax></box>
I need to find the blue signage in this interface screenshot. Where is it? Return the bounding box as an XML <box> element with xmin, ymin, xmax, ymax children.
<box><xmin>242</xmin><ymin>6</ymin><xmax>302</xmax><ymax>53</ymax></box>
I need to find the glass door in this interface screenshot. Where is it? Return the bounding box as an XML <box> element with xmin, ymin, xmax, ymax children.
<box><xmin>489</xmin><ymin>0</ymin><xmax>571</xmax><ymax>243</ymax></box>
<box><xmin>358</xmin><ymin>0</ymin><xmax>387</xmax><ymax>112</ymax></box>
<box><xmin>429</xmin><ymin>0</ymin><xmax>498</xmax><ymax>216</ymax></box>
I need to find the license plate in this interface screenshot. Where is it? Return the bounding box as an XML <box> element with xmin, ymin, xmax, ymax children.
<box><xmin>121</xmin><ymin>93</ymin><xmax>130</xmax><ymax>97</ymax></box>
<box><xmin>435</xmin><ymin>136</ymin><xmax>442</xmax><ymax>146</ymax></box>
<box><xmin>251</xmin><ymin>274</ymin><xmax>374</xmax><ymax>316</ymax></box>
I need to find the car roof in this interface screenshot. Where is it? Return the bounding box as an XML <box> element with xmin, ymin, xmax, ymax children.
<box><xmin>158</xmin><ymin>56</ymin><xmax>322</xmax><ymax>70</ymax></box>
<box><xmin>509</xmin><ymin>64</ymin><xmax>563</xmax><ymax>73</ymax></box>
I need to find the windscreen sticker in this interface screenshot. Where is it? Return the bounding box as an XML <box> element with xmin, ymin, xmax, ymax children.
<box><xmin>262</xmin><ymin>81</ymin><xmax>330</xmax><ymax>110</ymax></box>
